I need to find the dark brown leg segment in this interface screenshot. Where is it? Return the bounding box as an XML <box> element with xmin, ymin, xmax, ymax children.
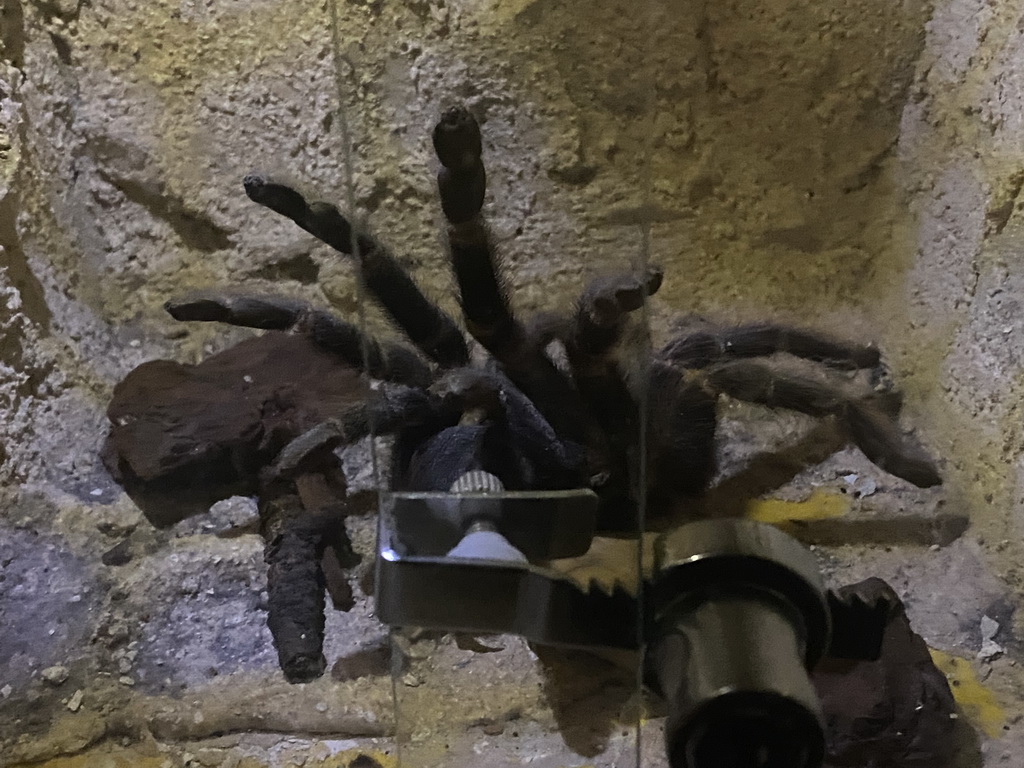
<box><xmin>646</xmin><ymin>362</ymin><xmax>719</xmax><ymax>505</ymax></box>
<box><xmin>432</xmin><ymin>106</ymin><xmax>599</xmax><ymax>452</ymax></box>
<box><xmin>704</xmin><ymin>359</ymin><xmax>941</xmax><ymax>488</ymax></box>
<box><xmin>572</xmin><ymin>266</ymin><xmax>663</xmax><ymax>356</ymax></box>
<box><xmin>432</xmin><ymin>107</ymin><xmax>516</xmax><ymax>354</ymax></box>
<box><xmin>663</xmin><ymin>324</ymin><xmax>881</xmax><ymax>370</ymax></box>
<box><xmin>166</xmin><ymin>293</ymin><xmax>432</xmax><ymax>388</ymax></box>
<box><xmin>267</xmin><ymin>387</ymin><xmax>437</xmax><ymax>481</ymax></box>
<box><xmin>243</xmin><ymin>173</ymin><xmax>469</xmax><ymax>367</ymax></box>
<box><xmin>555</xmin><ymin>269</ymin><xmax>666</xmax><ymax>525</ymax></box>
<box><xmin>845</xmin><ymin>400</ymin><xmax>942</xmax><ymax>488</ymax></box>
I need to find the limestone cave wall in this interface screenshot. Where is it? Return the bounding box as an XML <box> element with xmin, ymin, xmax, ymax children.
<box><xmin>2</xmin><ymin>0</ymin><xmax>1024</xmax><ymax>766</ymax></box>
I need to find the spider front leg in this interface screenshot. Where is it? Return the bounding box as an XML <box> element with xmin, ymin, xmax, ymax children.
<box><xmin>545</xmin><ymin>267</ymin><xmax>667</xmax><ymax>525</ymax></box>
<box><xmin>265</xmin><ymin>383</ymin><xmax>472</xmax><ymax>493</ymax></box>
<box><xmin>573</xmin><ymin>265</ymin><xmax>664</xmax><ymax>354</ymax></box>
<box><xmin>165</xmin><ymin>293</ymin><xmax>433</xmax><ymax>388</ymax></box>
<box><xmin>431</xmin><ymin>106</ymin><xmax>599</xmax><ymax>453</ymax></box>
<box><xmin>565</xmin><ymin>265</ymin><xmax>665</xmax><ymax>408</ymax></box>
<box><xmin>243</xmin><ymin>173</ymin><xmax>470</xmax><ymax>367</ymax></box>
<box><xmin>645</xmin><ymin>362</ymin><xmax>720</xmax><ymax>508</ymax></box>
<box><xmin>270</xmin><ymin>368</ymin><xmax>583</xmax><ymax>492</ymax></box>
<box><xmin>432</xmin><ymin>107</ymin><xmax>516</xmax><ymax>355</ymax></box>
<box><xmin>703</xmin><ymin>359</ymin><xmax>941</xmax><ymax>488</ymax></box>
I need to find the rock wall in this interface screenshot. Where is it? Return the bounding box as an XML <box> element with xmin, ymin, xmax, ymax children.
<box><xmin>3</xmin><ymin>0</ymin><xmax>1024</xmax><ymax>765</ymax></box>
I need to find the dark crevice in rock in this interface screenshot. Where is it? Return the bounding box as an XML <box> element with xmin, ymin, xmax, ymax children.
<box><xmin>98</xmin><ymin>170</ymin><xmax>234</xmax><ymax>252</ymax></box>
<box><xmin>548</xmin><ymin>163</ymin><xmax>597</xmax><ymax>186</ymax></box>
<box><xmin>0</xmin><ymin>0</ymin><xmax>25</xmax><ymax>68</ymax></box>
<box><xmin>251</xmin><ymin>252</ymin><xmax>320</xmax><ymax>284</ymax></box>
<box><xmin>86</xmin><ymin>129</ymin><xmax>235</xmax><ymax>252</ymax></box>
<box><xmin>840</xmin><ymin>140</ymin><xmax>898</xmax><ymax>195</ymax></box>
<box><xmin>0</xmin><ymin>190</ymin><xmax>53</xmax><ymax>329</ymax></box>
<box><xmin>986</xmin><ymin>169</ymin><xmax>1024</xmax><ymax>237</ymax></box>
<box><xmin>48</xmin><ymin>29</ymin><xmax>71</xmax><ymax>65</ymax></box>
<box><xmin>600</xmin><ymin>203</ymin><xmax>690</xmax><ymax>226</ymax></box>
<box><xmin>694</xmin><ymin>0</ymin><xmax>720</xmax><ymax>95</ymax></box>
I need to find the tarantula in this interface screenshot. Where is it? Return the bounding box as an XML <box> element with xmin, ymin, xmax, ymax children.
<box><xmin>165</xmin><ymin>105</ymin><xmax>940</xmax><ymax>534</ymax></box>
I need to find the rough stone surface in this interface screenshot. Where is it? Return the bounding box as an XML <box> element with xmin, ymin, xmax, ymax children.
<box><xmin>4</xmin><ymin>0</ymin><xmax>1024</xmax><ymax>765</ymax></box>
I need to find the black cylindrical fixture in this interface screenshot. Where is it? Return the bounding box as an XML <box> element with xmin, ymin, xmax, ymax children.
<box><xmin>649</xmin><ymin>520</ymin><xmax>831</xmax><ymax>768</ymax></box>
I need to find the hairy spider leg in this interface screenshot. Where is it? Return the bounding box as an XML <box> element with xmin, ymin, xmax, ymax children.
<box><xmin>703</xmin><ymin>359</ymin><xmax>941</xmax><ymax>488</ymax></box>
<box><xmin>431</xmin><ymin>106</ymin><xmax>600</xmax><ymax>457</ymax></box>
<box><xmin>567</xmin><ymin>266</ymin><xmax>665</xmax><ymax>407</ymax></box>
<box><xmin>494</xmin><ymin>373</ymin><xmax>588</xmax><ymax>487</ymax></box>
<box><xmin>165</xmin><ymin>294</ymin><xmax>433</xmax><ymax>387</ymax></box>
<box><xmin>276</xmin><ymin>364</ymin><xmax>587</xmax><ymax>493</ymax></box>
<box><xmin>270</xmin><ymin>368</ymin><xmax>579</xmax><ymax>491</ymax></box>
<box><xmin>646</xmin><ymin>362</ymin><xmax>720</xmax><ymax>506</ymax></box>
<box><xmin>560</xmin><ymin>267</ymin><xmax>667</xmax><ymax>526</ymax></box>
<box><xmin>844</xmin><ymin>399</ymin><xmax>942</xmax><ymax>489</ymax></box>
<box><xmin>267</xmin><ymin>386</ymin><xmax>438</xmax><ymax>480</ymax></box>
<box><xmin>432</xmin><ymin>108</ymin><xmax>515</xmax><ymax>354</ymax></box>
<box><xmin>243</xmin><ymin>173</ymin><xmax>470</xmax><ymax>367</ymax></box>
<box><xmin>662</xmin><ymin>323</ymin><xmax>882</xmax><ymax>370</ymax></box>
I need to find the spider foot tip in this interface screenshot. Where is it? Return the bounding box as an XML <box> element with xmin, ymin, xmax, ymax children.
<box><xmin>433</xmin><ymin>105</ymin><xmax>482</xmax><ymax>170</ymax></box>
<box><xmin>242</xmin><ymin>171</ymin><xmax>269</xmax><ymax>194</ymax></box>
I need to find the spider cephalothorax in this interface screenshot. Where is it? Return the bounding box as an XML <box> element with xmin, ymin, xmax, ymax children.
<box><xmin>166</xmin><ymin>105</ymin><xmax>940</xmax><ymax>532</ymax></box>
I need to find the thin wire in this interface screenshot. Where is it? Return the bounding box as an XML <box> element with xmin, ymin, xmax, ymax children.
<box><xmin>327</xmin><ymin>4</ymin><xmax>661</xmax><ymax>767</ymax></box>
<box><xmin>326</xmin><ymin>7</ymin><xmax>377</xmax><ymax>486</ymax></box>
<box><xmin>634</xmin><ymin>2</ymin><xmax>659</xmax><ymax>765</ymax></box>
<box><xmin>634</xmin><ymin>260</ymin><xmax>652</xmax><ymax>768</ymax></box>
<box><xmin>326</xmin><ymin>1</ymin><xmax>401</xmax><ymax>762</ymax></box>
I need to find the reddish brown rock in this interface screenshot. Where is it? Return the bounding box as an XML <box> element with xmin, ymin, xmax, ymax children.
<box><xmin>103</xmin><ymin>331</ymin><xmax>369</xmax><ymax>526</ymax></box>
<box><xmin>814</xmin><ymin>578</ymin><xmax>964</xmax><ymax>768</ymax></box>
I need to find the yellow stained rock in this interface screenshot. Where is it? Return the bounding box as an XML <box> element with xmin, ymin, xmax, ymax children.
<box><xmin>745</xmin><ymin>490</ymin><xmax>849</xmax><ymax>527</ymax></box>
<box><xmin>930</xmin><ymin>648</ymin><xmax>1006</xmax><ymax>738</ymax></box>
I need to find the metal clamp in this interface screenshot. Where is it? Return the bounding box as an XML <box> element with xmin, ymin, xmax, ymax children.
<box><xmin>374</xmin><ymin>485</ymin><xmax>888</xmax><ymax>768</ymax></box>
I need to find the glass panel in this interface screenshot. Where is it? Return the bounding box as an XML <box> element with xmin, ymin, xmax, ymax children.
<box><xmin>339</xmin><ymin>1</ymin><xmax>659</xmax><ymax>765</ymax></box>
